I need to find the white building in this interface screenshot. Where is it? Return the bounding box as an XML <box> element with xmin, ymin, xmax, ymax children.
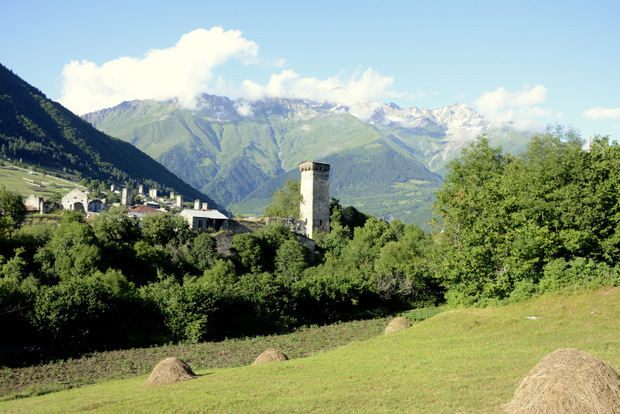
<box><xmin>179</xmin><ymin>209</ymin><xmax>228</xmax><ymax>231</ymax></box>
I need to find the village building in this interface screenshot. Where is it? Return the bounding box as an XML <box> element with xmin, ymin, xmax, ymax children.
<box><xmin>127</xmin><ymin>204</ymin><xmax>165</xmax><ymax>219</ymax></box>
<box><xmin>179</xmin><ymin>208</ymin><xmax>228</xmax><ymax>231</ymax></box>
<box><xmin>121</xmin><ymin>188</ymin><xmax>131</xmax><ymax>206</ymax></box>
<box><xmin>61</xmin><ymin>188</ymin><xmax>109</xmax><ymax>214</ymax></box>
<box><xmin>24</xmin><ymin>194</ymin><xmax>59</xmax><ymax>214</ymax></box>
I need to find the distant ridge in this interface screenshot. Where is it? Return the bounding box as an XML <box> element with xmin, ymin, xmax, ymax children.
<box><xmin>84</xmin><ymin>94</ymin><xmax>530</xmax><ymax>227</ymax></box>
<box><xmin>0</xmin><ymin>63</ymin><xmax>218</xmax><ymax>208</ymax></box>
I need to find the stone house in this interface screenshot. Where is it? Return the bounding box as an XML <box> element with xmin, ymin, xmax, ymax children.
<box><xmin>24</xmin><ymin>194</ymin><xmax>59</xmax><ymax>214</ymax></box>
<box><xmin>179</xmin><ymin>209</ymin><xmax>228</xmax><ymax>231</ymax></box>
<box><xmin>61</xmin><ymin>188</ymin><xmax>109</xmax><ymax>213</ymax></box>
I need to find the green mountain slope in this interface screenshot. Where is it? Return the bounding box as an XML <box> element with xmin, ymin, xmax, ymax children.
<box><xmin>84</xmin><ymin>95</ymin><xmax>533</xmax><ymax>227</ymax></box>
<box><xmin>232</xmin><ymin>142</ymin><xmax>442</xmax><ymax>229</ymax></box>
<box><xmin>84</xmin><ymin>97</ymin><xmax>442</xmax><ymax>225</ymax></box>
<box><xmin>0</xmin><ymin>63</ymin><xmax>217</xmax><ymax>207</ymax></box>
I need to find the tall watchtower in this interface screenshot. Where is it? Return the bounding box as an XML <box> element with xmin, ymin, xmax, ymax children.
<box><xmin>299</xmin><ymin>161</ymin><xmax>330</xmax><ymax>239</ymax></box>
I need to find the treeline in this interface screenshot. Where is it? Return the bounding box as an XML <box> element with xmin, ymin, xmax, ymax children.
<box><xmin>432</xmin><ymin>126</ymin><xmax>620</xmax><ymax>304</ymax></box>
<box><xmin>0</xmin><ymin>193</ymin><xmax>440</xmax><ymax>366</ymax></box>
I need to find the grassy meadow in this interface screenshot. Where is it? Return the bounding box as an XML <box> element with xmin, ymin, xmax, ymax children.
<box><xmin>2</xmin><ymin>288</ymin><xmax>619</xmax><ymax>413</ymax></box>
<box><xmin>1</xmin><ymin>310</ymin><xmax>443</xmax><ymax>401</ymax></box>
<box><xmin>0</xmin><ymin>162</ymin><xmax>82</xmax><ymax>198</ymax></box>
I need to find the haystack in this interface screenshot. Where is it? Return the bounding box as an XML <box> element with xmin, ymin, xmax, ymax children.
<box><xmin>252</xmin><ymin>348</ymin><xmax>288</xmax><ymax>365</ymax></box>
<box><xmin>384</xmin><ymin>317</ymin><xmax>412</xmax><ymax>334</ymax></box>
<box><xmin>142</xmin><ymin>357</ymin><xmax>197</xmax><ymax>387</ymax></box>
<box><xmin>504</xmin><ymin>348</ymin><xmax>620</xmax><ymax>413</ymax></box>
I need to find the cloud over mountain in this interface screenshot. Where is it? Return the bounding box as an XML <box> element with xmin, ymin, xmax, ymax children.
<box><xmin>237</xmin><ymin>68</ymin><xmax>396</xmax><ymax>106</ymax></box>
<box><xmin>59</xmin><ymin>27</ymin><xmax>259</xmax><ymax>114</ymax></box>
<box><xmin>474</xmin><ymin>85</ymin><xmax>555</xmax><ymax>131</ymax></box>
<box><xmin>59</xmin><ymin>27</ymin><xmax>400</xmax><ymax>115</ymax></box>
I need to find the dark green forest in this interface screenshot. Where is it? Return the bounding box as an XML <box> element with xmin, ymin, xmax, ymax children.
<box><xmin>2</xmin><ymin>126</ymin><xmax>620</xmax><ymax>368</ymax></box>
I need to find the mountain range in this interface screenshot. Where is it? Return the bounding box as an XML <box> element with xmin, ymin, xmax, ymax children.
<box><xmin>84</xmin><ymin>95</ymin><xmax>531</xmax><ymax>228</ymax></box>
<box><xmin>0</xmin><ymin>63</ymin><xmax>217</xmax><ymax>208</ymax></box>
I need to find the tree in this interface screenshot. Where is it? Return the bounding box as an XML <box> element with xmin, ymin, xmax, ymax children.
<box><xmin>189</xmin><ymin>232</ymin><xmax>218</xmax><ymax>272</ymax></box>
<box><xmin>330</xmin><ymin>198</ymin><xmax>370</xmax><ymax>233</ymax></box>
<box><xmin>92</xmin><ymin>206</ymin><xmax>139</xmax><ymax>245</ymax></box>
<box><xmin>30</xmin><ymin>269</ymin><xmax>137</xmax><ymax>352</ymax></box>
<box><xmin>139</xmin><ymin>276</ymin><xmax>215</xmax><ymax>343</ymax></box>
<box><xmin>34</xmin><ymin>214</ymin><xmax>102</xmax><ymax>281</ymax></box>
<box><xmin>275</xmin><ymin>239</ymin><xmax>308</xmax><ymax>279</ymax></box>
<box><xmin>430</xmin><ymin>127</ymin><xmax>620</xmax><ymax>305</ymax></box>
<box><xmin>0</xmin><ymin>186</ymin><xmax>26</xmax><ymax>236</ymax></box>
<box><xmin>140</xmin><ymin>213</ymin><xmax>192</xmax><ymax>247</ymax></box>
<box><xmin>431</xmin><ymin>135</ymin><xmax>513</xmax><ymax>304</ymax></box>
<box><xmin>231</xmin><ymin>233</ymin><xmax>264</xmax><ymax>274</ymax></box>
<box><xmin>264</xmin><ymin>178</ymin><xmax>302</xmax><ymax>218</ymax></box>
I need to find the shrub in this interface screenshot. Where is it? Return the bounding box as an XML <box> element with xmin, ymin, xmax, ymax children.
<box><xmin>29</xmin><ymin>269</ymin><xmax>137</xmax><ymax>353</ymax></box>
<box><xmin>139</xmin><ymin>277</ymin><xmax>215</xmax><ymax>343</ymax></box>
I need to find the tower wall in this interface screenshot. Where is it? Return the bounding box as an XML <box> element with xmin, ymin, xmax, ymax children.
<box><xmin>299</xmin><ymin>161</ymin><xmax>330</xmax><ymax>239</ymax></box>
<box><xmin>121</xmin><ymin>188</ymin><xmax>130</xmax><ymax>206</ymax></box>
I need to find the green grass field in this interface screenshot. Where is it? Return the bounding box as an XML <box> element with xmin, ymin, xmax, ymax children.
<box><xmin>0</xmin><ymin>161</ymin><xmax>83</xmax><ymax>198</ymax></box>
<box><xmin>2</xmin><ymin>288</ymin><xmax>619</xmax><ymax>413</ymax></box>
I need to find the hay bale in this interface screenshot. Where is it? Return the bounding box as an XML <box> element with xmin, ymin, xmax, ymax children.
<box><xmin>252</xmin><ymin>348</ymin><xmax>288</xmax><ymax>365</ymax></box>
<box><xmin>142</xmin><ymin>357</ymin><xmax>196</xmax><ymax>387</ymax></box>
<box><xmin>504</xmin><ymin>348</ymin><xmax>620</xmax><ymax>413</ymax></box>
<box><xmin>384</xmin><ymin>317</ymin><xmax>412</xmax><ymax>334</ymax></box>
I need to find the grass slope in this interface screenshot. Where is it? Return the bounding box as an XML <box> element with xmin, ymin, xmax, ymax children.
<box><xmin>2</xmin><ymin>288</ymin><xmax>619</xmax><ymax>413</ymax></box>
<box><xmin>0</xmin><ymin>162</ymin><xmax>84</xmax><ymax>198</ymax></box>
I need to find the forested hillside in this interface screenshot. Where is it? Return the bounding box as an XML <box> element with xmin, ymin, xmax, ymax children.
<box><xmin>0</xmin><ymin>63</ymin><xmax>216</xmax><ymax>206</ymax></box>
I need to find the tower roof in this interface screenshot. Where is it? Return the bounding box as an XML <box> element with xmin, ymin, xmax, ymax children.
<box><xmin>299</xmin><ymin>160</ymin><xmax>330</xmax><ymax>172</ymax></box>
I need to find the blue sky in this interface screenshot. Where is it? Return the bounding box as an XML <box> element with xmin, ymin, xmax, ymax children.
<box><xmin>1</xmin><ymin>0</ymin><xmax>619</xmax><ymax>139</ymax></box>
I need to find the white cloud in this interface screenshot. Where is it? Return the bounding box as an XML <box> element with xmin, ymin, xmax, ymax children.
<box><xmin>236</xmin><ymin>68</ymin><xmax>395</xmax><ymax>106</ymax></box>
<box><xmin>59</xmin><ymin>27</ymin><xmax>258</xmax><ymax>114</ymax></box>
<box><xmin>583</xmin><ymin>107</ymin><xmax>620</xmax><ymax>120</ymax></box>
<box><xmin>234</xmin><ymin>102</ymin><xmax>254</xmax><ymax>117</ymax></box>
<box><xmin>59</xmin><ymin>27</ymin><xmax>401</xmax><ymax>115</ymax></box>
<box><xmin>474</xmin><ymin>85</ymin><xmax>555</xmax><ymax>131</ymax></box>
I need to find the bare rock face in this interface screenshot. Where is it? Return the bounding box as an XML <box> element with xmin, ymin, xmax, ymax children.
<box><xmin>252</xmin><ymin>348</ymin><xmax>289</xmax><ymax>365</ymax></box>
<box><xmin>384</xmin><ymin>317</ymin><xmax>412</xmax><ymax>334</ymax></box>
<box><xmin>504</xmin><ymin>348</ymin><xmax>620</xmax><ymax>413</ymax></box>
<box><xmin>142</xmin><ymin>357</ymin><xmax>197</xmax><ymax>387</ymax></box>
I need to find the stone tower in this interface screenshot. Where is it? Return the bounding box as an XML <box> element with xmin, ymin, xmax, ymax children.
<box><xmin>299</xmin><ymin>161</ymin><xmax>330</xmax><ymax>239</ymax></box>
<box><xmin>121</xmin><ymin>188</ymin><xmax>131</xmax><ymax>206</ymax></box>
